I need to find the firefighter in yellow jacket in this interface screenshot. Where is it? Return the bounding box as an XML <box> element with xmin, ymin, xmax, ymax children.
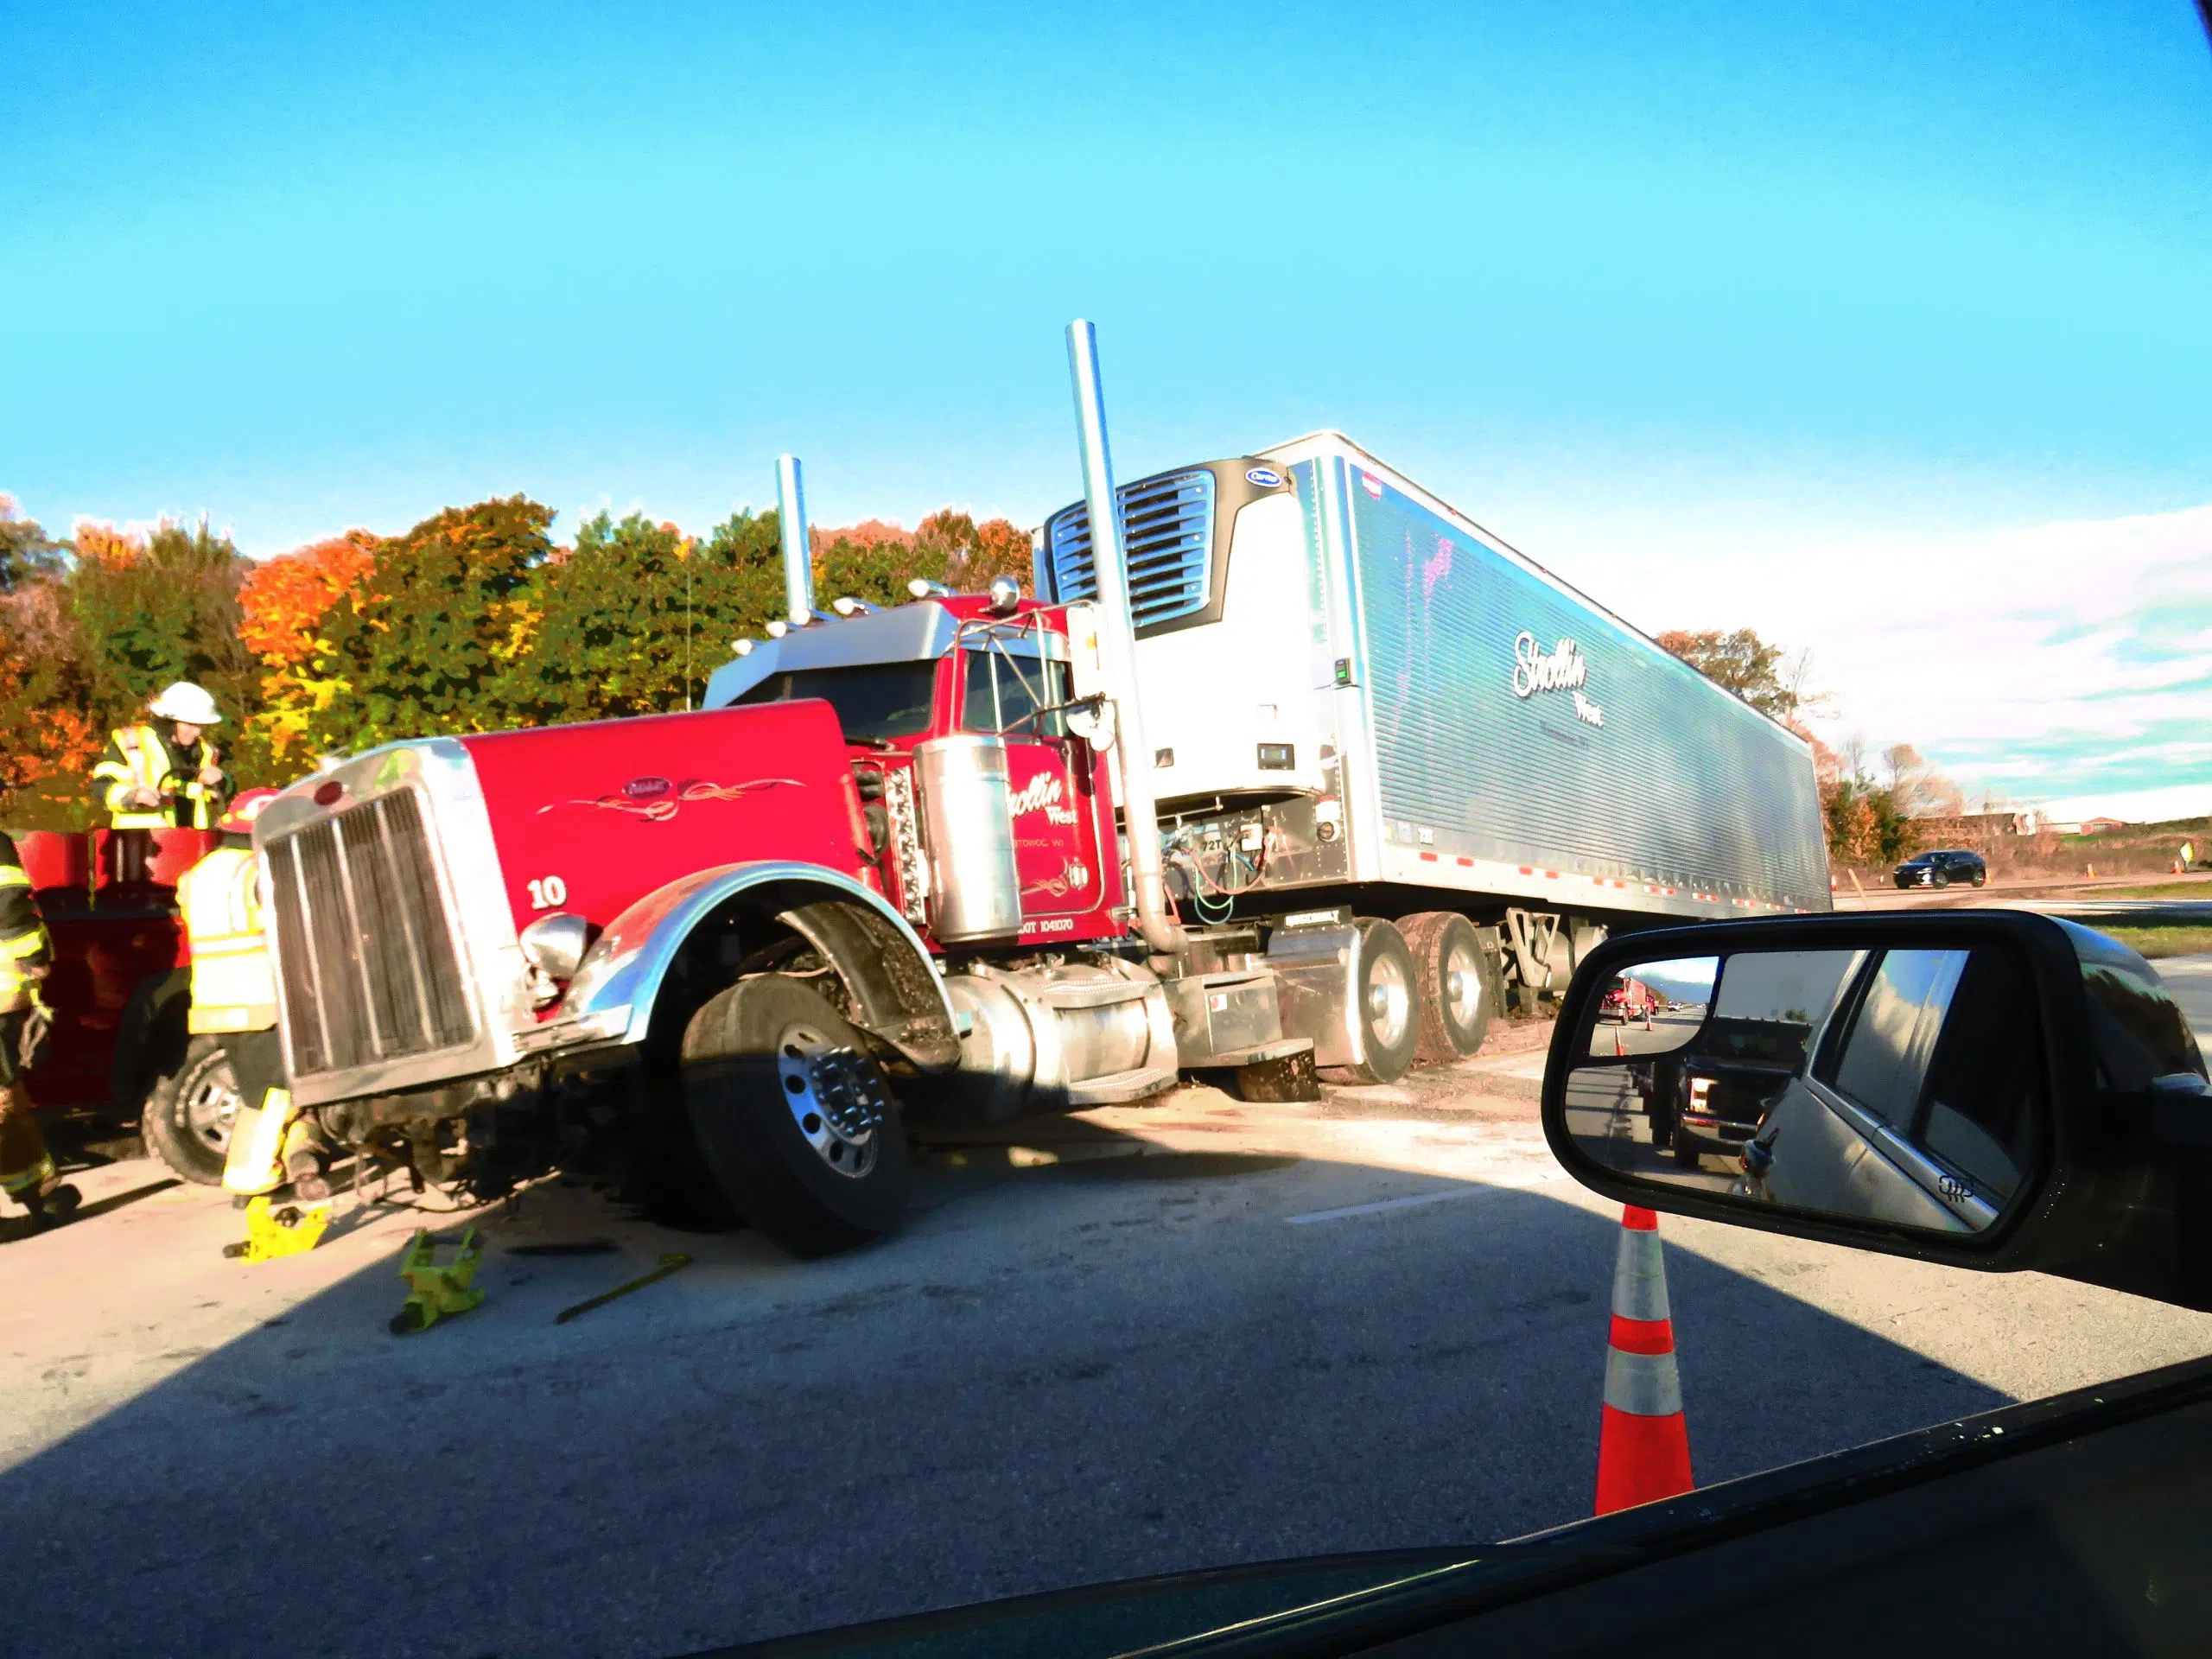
<box><xmin>2</xmin><ymin>831</ymin><xmax>79</xmax><ymax>1231</ymax></box>
<box><xmin>92</xmin><ymin>682</ymin><xmax>233</xmax><ymax>830</ymax></box>
<box><xmin>178</xmin><ymin>788</ymin><xmax>331</xmax><ymax>1201</ymax></box>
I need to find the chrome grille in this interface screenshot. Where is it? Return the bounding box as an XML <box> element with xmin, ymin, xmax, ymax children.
<box><xmin>267</xmin><ymin>790</ymin><xmax>475</xmax><ymax>1077</ymax></box>
<box><xmin>1044</xmin><ymin>467</ymin><xmax>1215</xmax><ymax>628</ymax></box>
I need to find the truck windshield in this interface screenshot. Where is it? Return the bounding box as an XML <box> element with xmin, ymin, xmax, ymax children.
<box><xmin>732</xmin><ymin>662</ymin><xmax>938</xmax><ymax>742</ymax></box>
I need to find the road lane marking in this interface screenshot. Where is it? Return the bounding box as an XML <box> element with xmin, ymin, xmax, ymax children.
<box><xmin>1287</xmin><ymin>1172</ymin><xmax>1566</xmax><ymax>1224</ymax></box>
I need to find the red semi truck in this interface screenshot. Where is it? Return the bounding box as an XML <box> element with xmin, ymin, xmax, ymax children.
<box><xmin>240</xmin><ymin>582</ymin><xmax>1335</xmax><ymax>1252</ymax></box>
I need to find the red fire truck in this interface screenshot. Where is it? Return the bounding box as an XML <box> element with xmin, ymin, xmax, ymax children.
<box><xmin>10</xmin><ymin>827</ymin><xmax>234</xmax><ymax>1181</ymax></box>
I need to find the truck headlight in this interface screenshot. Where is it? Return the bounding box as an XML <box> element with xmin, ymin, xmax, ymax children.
<box><xmin>519</xmin><ymin>912</ymin><xmax>594</xmax><ymax>982</ymax></box>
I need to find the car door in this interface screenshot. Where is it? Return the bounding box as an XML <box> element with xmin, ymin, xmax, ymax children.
<box><xmin>957</xmin><ymin>634</ymin><xmax>1104</xmax><ymax>924</ymax></box>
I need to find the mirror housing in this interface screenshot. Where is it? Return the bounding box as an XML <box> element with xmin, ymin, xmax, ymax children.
<box><xmin>1542</xmin><ymin>911</ymin><xmax>2212</xmax><ymax>1313</ymax></box>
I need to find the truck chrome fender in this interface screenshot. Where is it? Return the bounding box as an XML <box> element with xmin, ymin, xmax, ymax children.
<box><xmin>558</xmin><ymin>861</ymin><xmax>960</xmax><ymax>1072</ymax></box>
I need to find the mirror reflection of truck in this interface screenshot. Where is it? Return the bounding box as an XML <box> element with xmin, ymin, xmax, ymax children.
<box><xmin>237</xmin><ymin>327</ymin><xmax>1834</xmax><ymax>1255</ymax></box>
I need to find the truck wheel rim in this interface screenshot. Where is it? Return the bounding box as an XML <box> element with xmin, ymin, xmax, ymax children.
<box><xmin>1442</xmin><ymin>938</ymin><xmax>1483</xmax><ymax>1033</ymax></box>
<box><xmin>184</xmin><ymin>1065</ymin><xmax>242</xmax><ymax>1154</ymax></box>
<box><xmin>1366</xmin><ymin>953</ymin><xmax>1412</xmax><ymax>1052</ymax></box>
<box><xmin>775</xmin><ymin>1023</ymin><xmax>884</xmax><ymax>1180</ymax></box>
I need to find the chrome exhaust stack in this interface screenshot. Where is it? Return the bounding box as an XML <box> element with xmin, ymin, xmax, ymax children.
<box><xmin>777</xmin><ymin>453</ymin><xmax>814</xmax><ymax>627</ymax></box>
<box><xmin>1064</xmin><ymin>319</ymin><xmax>1187</xmax><ymax>958</ymax></box>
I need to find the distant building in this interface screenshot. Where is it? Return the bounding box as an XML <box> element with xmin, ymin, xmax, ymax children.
<box><xmin>2079</xmin><ymin>817</ymin><xmax>2127</xmax><ymax>836</ymax></box>
<box><xmin>1913</xmin><ymin>809</ymin><xmax>2046</xmax><ymax>842</ymax></box>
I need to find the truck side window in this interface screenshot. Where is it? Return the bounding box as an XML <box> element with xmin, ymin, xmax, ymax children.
<box><xmin>962</xmin><ymin>648</ymin><xmax>1071</xmax><ymax>739</ymax></box>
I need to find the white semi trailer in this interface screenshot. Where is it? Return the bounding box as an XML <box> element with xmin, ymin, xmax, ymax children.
<box><xmin>1035</xmin><ymin>431</ymin><xmax>1831</xmax><ymax>1078</ymax></box>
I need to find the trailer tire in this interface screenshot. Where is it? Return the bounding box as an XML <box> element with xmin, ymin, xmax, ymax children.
<box><xmin>1400</xmin><ymin>912</ymin><xmax>1492</xmax><ymax>1062</ymax></box>
<box><xmin>141</xmin><ymin>1034</ymin><xmax>239</xmax><ymax>1186</ymax></box>
<box><xmin>1320</xmin><ymin>918</ymin><xmax>1421</xmax><ymax>1086</ymax></box>
<box><xmin>683</xmin><ymin>975</ymin><xmax>910</xmax><ymax>1257</ymax></box>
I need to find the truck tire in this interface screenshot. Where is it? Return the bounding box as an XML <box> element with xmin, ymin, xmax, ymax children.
<box><xmin>141</xmin><ymin>1034</ymin><xmax>239</xmax><ymax>1186</ymax></box>
<box><xmin>1321</xmin><ymin>918</ymin><xmax>1421</xmax><ymax>1086</ymax></box>
<box><xmin>1400</xmin><ymin>912</ymin><xmax>1491</xmax><ymax>1062</ymax></box>
<box><xmin>682</xmin><ymin>974</ymin><xmax>910</xmax><ymax>1257</ymax></box>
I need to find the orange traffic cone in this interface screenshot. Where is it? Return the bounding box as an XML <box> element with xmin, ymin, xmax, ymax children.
<box><xmin>1594</xmin><ymin>1205</ymin><xmax>1694</xmax><ymax>1514</ymax></box>
<box><xmin>1613</xmin><ymin>1027</ymin><xmax>1624</xmax><ymax>1057</ymax></box>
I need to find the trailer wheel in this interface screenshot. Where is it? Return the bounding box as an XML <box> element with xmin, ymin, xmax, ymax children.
<box><xmin>683</xmin><ymin>974</ymin><xmax>910</xmax><ymax>1256</ymax></box>
<box><xmin>140</xmin><ymin>1034</ymin><xmax>239</xmax><ymax>1186</ymax></box>
<box><xmin>1400</xmin><ymin>912</ymin><xmax>1492</xmax><ymax>1062</ymax></box>
<box><xmin>1319</xmin><ymin>918</ymin><xmax>1421</xmax><ymax>1086</ymax></box>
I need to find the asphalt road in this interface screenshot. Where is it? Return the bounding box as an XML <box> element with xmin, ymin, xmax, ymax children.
<box><xmin>4</xmin><ymin>970</ymin><xmax>2211</xmax><ymax>1657</ymax></box>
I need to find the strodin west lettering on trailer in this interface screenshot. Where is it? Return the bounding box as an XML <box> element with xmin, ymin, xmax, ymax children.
<box><xmin>1511</xmin><ymin>631</ymin><xmax>1605</xmax><ymax>728</ymax></box>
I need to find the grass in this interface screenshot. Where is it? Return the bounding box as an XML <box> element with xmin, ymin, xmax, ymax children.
<box><xmin>2099</xmin><ymin>927</ymin><xmax>2212</xmax><ymax>961</ymax></box>
<box><xmin>2090</xmin><ymin>880</ymin><xmax>2212</xmax><ymax>900</ymax></box>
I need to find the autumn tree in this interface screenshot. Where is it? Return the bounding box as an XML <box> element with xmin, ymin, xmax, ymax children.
<box><xmin>1655</xmin><ymin>627</ymin><xmax>1806</xmax><ymax>721</ymax></box>
<box><xmin>237</xmin><ymin>531</ymin><xmax>379</xmax><ymax>766</ymax></box>
<box><xmin>916</xmin><ymin>510</ymin><xmax>1033</xmax><ymax>590</ymax></box>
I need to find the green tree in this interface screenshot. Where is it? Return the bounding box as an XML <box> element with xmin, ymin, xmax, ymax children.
<box><xmin>0</xmin><ymin>498</ymin><xmax>67</xmax><ymax>594</ymax></box>
<box><xmin>310</xmin><ymin>496</ymin><xmax>552</xmax><ymax>753</ymax></box>
<box><xmin>67</xmin><ymin>518</ymin><xmax>257</xmax><ymax>738</ymax></box>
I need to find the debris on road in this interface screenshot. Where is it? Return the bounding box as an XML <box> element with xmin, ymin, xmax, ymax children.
<box><xmin>556</xmin><ymin>1250</ymin><xmax>691</xmax><ymax>1325</ymax></box>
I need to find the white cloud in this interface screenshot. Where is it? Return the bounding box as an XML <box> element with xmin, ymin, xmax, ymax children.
<box><xmin>1535</xmin><ymin>499</ymin><xmax>2212</xmax><ymax>804</ymax></box>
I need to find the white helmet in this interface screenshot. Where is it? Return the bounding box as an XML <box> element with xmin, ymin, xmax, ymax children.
<box><xmin>146</xmin><ymin>682</ymin><xmax>222</xmax><ymax>726</ymax></box>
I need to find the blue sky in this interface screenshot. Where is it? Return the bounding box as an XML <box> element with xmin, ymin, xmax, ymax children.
<box><xmin>4</xmin><ymin>2</ymin><xmax>2209</xmax><ymax>812</ymax></box>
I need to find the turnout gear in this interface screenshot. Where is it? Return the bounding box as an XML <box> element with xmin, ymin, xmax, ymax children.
<box><xmin>0</xmin><ymin>833</ymin><xmax>73</xmax><ymax>1229</ymax></box>
<box><xmin>0</xmin><ymin>836</ymin><xmax>52</xmax><ymax>1014</ymax></box>
<box><xmin>179</xmin><ymin>844</ymin><xmax>278</xmax><ymax>1034</ymax></box>
<box><xmin>180</xmin><ymin>850</ymin><xmax>335</xmax><ymax>1200</ymax></box>
<box><xmin>92</xmin><ymin>719</ymin><xmax>232</xmax><ymax>830</ymax></box>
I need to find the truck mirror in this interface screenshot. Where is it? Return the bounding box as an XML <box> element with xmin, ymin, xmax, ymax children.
<box><xmin>1542</xmin><ymin>912</ymin><xmax>2212</xmax><ymax>1312</ymax></box>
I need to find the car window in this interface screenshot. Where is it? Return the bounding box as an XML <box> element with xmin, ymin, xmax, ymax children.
<box><xmin>1912</xmin><ymin>949</ymin><xmax>2041</xmax><ymax>1201</ymax></box>
<box><xmin>1817</xmin><ymin>949</ymin><xmax>1971</xmax><ymax>1129</ymax></box>
<box><xmin>962</xmin><ymin>646</ymin><xmax>1071</xmax><ymax>738</ymax></box>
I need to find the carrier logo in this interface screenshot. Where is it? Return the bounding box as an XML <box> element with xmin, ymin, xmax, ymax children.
<box><xmin>1511</xmin><ymin>632</ymin><xmax>1604</xmax><ymax>728</ymax></box>
<box><xmin>1007</xmin><ymin>772</ymin><xmax>1079</xmax><ymax>825</ymax></box>
<box><xmin>1244</xmin><ymin>466</ymin><xmax>1283</xmax><ymax>488</ymax></box>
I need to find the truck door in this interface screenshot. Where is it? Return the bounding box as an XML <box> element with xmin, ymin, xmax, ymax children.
<box><xmin>957</xmin><ymin>640</ymin><xmax>1103</xmax><ymax>922</ymax></box>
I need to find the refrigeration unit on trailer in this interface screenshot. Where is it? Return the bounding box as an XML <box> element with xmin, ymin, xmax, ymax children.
<box><xmin>1034</xmin><ymin>431</ymin><xmax>1831</xmax><ymax>1015</ymax></box>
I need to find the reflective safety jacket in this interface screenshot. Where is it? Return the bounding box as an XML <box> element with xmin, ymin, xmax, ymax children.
<box><xmin>91</xmin><ymin>723</ymin><xmax>229</xmax><ymax>830</ymax></box>
<box><xmin>180</xmin><ymin>844</ymin><xmax>278</xmax><ymax>1034</ymax></box>
<box><xmin>0</xmin><ymin>832</ymin><xmax>53</xmax><ymax>1013</ymax></box>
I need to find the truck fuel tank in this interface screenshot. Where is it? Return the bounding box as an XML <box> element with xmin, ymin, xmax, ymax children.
<box><xmin>939</xmin><ymin>957</ymin><xmax>1179</xmax><ymax>1120</ymax></box>
<box><xmin>912</xmin><ymin>734</ymin><xmax>1024</xmax><ymax>944</ymax></box>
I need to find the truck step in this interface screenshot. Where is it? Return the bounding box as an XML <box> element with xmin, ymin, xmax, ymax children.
<box><xmin>1065</xmin><ymin>1062</ymin><xmax>1180</xmax><ymax>1106</ymax></box>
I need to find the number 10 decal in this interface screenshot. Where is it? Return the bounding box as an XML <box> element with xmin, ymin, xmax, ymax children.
<box><xmin>527</xmin><ymin>875</ymin><xmax>569</xmax><ymax>910</ymax></box>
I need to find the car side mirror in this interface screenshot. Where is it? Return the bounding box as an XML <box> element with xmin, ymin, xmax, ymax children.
<box><xmin>1541</xmin><ymin>911</ymin><xmax>2212</xmax><ymax>1312</ymax></box>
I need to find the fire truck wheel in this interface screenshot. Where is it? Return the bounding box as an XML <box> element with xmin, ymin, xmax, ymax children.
<box><xmin>683</xmin><ymin>975</ymin><xmax>911</xmax><ymax>1257</ymax></box>
<box><xmin>1400</xmin><ymin>912</ymin><xmax>1492</xmax><ymax>1062</ymax></box>
<box><xmin>141</xmin><ymin>1034</ymin><xmax>239</xmax><ymax>1185</ymax></box>
<box><xmin>1319</xmin><ymin>918</ymin><xmax>1421</xmax><ymax>1086</ymax></box>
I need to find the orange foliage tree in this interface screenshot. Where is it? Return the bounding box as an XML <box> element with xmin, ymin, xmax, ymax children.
<box><xmin>237</xmin><ymin>531</ymin><xmax>378</xmax><ymax>763</ymax></box>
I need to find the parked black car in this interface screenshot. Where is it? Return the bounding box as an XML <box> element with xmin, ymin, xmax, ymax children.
<box><xmin>1894</xmin><ymin>847</ymin><xmax>1986</xmax><ymax>888</ymax></box>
